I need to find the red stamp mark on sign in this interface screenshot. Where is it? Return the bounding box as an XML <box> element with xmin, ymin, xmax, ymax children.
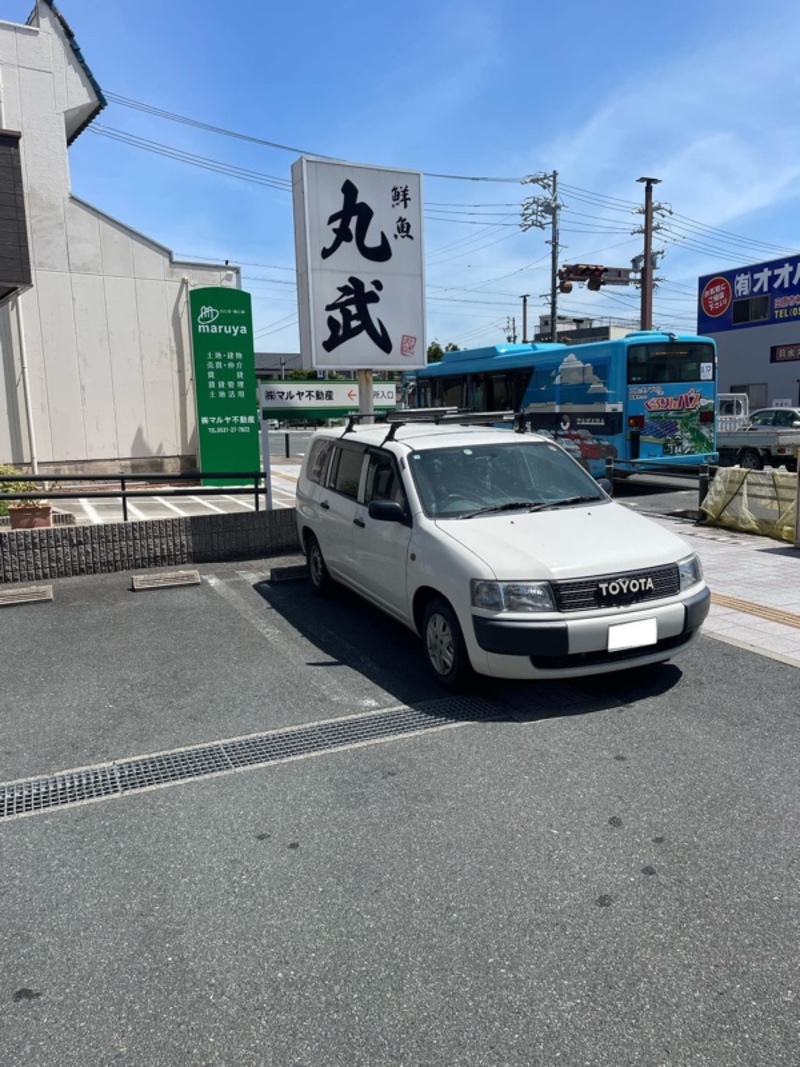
<box><xmin>400</xmin><ymin>334</ymin><xmax>417</xmax><ymax>357</ymax></box>
<box><xmin>701</xmin><ymin>276</ymin><xmax>732</xmax><ymax>318</ymax></box>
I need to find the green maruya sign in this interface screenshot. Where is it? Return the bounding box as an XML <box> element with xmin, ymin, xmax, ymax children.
<box><xmin>189</xmin><ymin>287</ymin><xmax>260</xmax><ymax>487</ymax></box>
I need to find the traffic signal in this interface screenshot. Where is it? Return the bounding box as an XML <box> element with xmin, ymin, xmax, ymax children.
<box><xmin>586</xmin><ymin>266</ymin><xmax>605</xmax><ymax>291</ymax></box>
<box><xmin>558</xmin><ymin>264</ymin><xmax>606</xmax><ymax>292</ymax></box>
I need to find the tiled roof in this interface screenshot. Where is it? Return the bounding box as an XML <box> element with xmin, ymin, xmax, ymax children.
<box><xmin>39</xmin><ymin>1</ymin><xmax>107</xmax><ymax>143</ymax></box>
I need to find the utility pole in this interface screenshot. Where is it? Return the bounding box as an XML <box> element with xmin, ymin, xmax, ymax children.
<box><xmin>548</xmin><ymin>171</ymin><xmax>560</xmax><ymax>342</ymax></box>
<box><xmin>636</xmin><ymin>176</ymin><xmax>661</xmax><ymax>330</ymax></box>
<box><xmin>521</xmin><ymin>170</ymin><xmax>562</xmax><ymax>342</ymax></box>
<box><xmin>520</xmin><ymin>294</ymin><xmax>529</xmax><ymax>343</ymax></box>
<box><xmin>505</xmin><ymin>316</ymin><xmax>517</xmax><ymax>343</ymax></box>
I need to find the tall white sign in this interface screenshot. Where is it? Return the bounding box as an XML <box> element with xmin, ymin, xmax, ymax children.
<box><xmin>292</xmin><ymin>157</ymin><xmax>425</xmax><ymax>370</ymax></box>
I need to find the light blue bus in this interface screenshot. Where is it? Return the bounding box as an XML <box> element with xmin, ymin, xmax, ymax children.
<box><xmin>404</xmin><ymin>331</ymin><xmax>717</xmax><ymax>476</ymax></box>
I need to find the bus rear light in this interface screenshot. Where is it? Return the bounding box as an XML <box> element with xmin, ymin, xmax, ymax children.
<box><xmin>699</xmin><ymin>410</ymin><xmax>714</xmax><ymax>423</ymax></box>
<box><xmin>628</xmin><ymin>415</ymin><xmax>645</xmax><ymax>429</ymax></box>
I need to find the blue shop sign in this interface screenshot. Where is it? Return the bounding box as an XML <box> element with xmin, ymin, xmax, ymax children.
<box><xmin>698</xmin><ymin>253</ymin><xmax>800</xmax><ymax>334</ymax></box>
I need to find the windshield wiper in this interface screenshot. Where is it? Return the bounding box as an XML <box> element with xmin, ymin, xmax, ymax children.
<box><xmin>459</xmin><ymin>501</ymin><xmax>537</xmax><ymax>519</ymax></box>
<box><xmin>459</xmin><ymin>495</ymin><xmax>604</xmax><ymax>519</ymax></box>
<box><xmin>527</xmin><ymin>495</ymin><xmax>603</xmax><ymax>511</ymax></box>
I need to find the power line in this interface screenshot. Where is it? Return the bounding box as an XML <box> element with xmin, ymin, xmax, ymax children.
<box><xmin>104</xmin><ymin>92</ymin><xmax>797</xmax><ymax>268</ymax></box>
<box><xmin>92</xmin><ymin>125</ymin><xmax>292</xmax><ymax>190</ymax></box>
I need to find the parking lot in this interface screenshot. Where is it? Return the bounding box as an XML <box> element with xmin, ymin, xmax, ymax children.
<box><xmin>2</xmin><ymin>557</ymin><xmax>798</xmax><ymax>1066</ymax></box>
<box><xmin>47</xmin><ymin>463</ymin><xmax>302</xmax><ymax>525</ymax></box>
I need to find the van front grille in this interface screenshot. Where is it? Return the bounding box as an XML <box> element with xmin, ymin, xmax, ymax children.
<box><xmin>552</xmin><ymin>563</ymin><xmax>680</xmax><ymax>612</ymax></box>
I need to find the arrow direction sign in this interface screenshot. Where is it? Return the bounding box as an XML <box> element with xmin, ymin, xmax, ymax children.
<box><xmin>260</xmin><ymin>379</ymin><xmax>397</xmax><ymax>422</ymax></box>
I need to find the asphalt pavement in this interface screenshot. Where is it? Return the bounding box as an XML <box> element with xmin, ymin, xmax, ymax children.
<box><xmin>2</xmin><ymin>506</ymin><xmax>799</xmax><ymax>1064</ymax></box>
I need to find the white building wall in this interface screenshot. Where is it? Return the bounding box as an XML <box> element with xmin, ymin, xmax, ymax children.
<box><xmin>0</xmin><ymin>5</ymin><xmax>238</xmax><ymax>472</ymax></box>
<box><xmin>708</xmin><ymin>323</ymin><xmax>800</xmax><ymax>407</ymax></box>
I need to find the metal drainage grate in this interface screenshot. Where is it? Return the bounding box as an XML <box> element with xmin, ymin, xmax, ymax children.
<box><xmin>131</xmin><ymin>569</ymin><xmax>202</xmax><ymax>591</ymax></box>
<box><xmin>0</xmin><ymin>696</ymin><xmax>493</xmax><ymax>821</ymax></box>
<box><xmin>0</xmin><ymin>584</ymin><xmax>53</xmax><ymax>607</ymax></box>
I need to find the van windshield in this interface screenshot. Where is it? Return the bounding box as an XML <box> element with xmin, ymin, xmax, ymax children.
<box><xmin>408</xmin><ymin>439</ymin><xmax>607</xmax><ymax>518</ymax></box>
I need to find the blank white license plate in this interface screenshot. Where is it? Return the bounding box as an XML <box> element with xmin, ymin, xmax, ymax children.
<box><xmin>607</xmin><ymin>618</ymin><xmax>658</xmax><ymax>651</ymax></box>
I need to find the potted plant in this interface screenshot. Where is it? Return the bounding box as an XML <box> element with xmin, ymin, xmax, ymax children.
<box><xmin>0</xmin><ymin>464</ymin><xmax>52</xmax><ymax>529</ymax></box>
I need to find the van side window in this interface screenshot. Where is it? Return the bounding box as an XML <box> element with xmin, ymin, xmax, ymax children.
<box><xmin>364</xmin><ymin>452</ymin><xmax>407</xmax><ymax>508</ymax></box>
<box><xmin>330</xmin><ymin>445</ymin><xmax>365</xmax><ymax>499</ymax></box>
<box><xmin>307</xmin><ymin>440</ymin><xmax>333</xmax><ymax>485</ymax></box>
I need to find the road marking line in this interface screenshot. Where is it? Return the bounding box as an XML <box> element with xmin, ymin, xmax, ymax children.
<box><xmin>711</xmin><ymin>592</ymin><xmax>800</xmax><ymax>630</ymax></box>
<box><xmin>190</xmin><ymin>495</ymin><xmax>225</xmax><ymax>513</ymax></box>
<box><xmin>118</xmin><ymin>497</ymin><xmax>147</xmax><ymax>520</ymax></box>
<box><xmin>153</xmin><ymin>496</ymin><xmax>188</xmax><ymax>517</ymax></box>
<box><xmin>224</xmin><ymin>494</ymin><xmax>255</xmax><ymax>511</ymax></box>
<box><xmin>79</xmin><ymin>497</ymin><xmax>103</xmax><ymax>524</ymax></box>
<box><xmin>205</xmin><ymin>573</ymin><xmax>281</xmax><ymax>640</ymax></box>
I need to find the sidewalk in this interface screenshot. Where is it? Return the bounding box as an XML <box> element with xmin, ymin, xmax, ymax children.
<box><xmin>653</xmin><ymin>515</ymin><xmax>800</xmax><ymax>668</ymax></box>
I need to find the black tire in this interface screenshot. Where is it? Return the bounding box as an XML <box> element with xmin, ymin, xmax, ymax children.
<box><xmin>306</xmin><ymin>533</ymin><xmax>334</xmax><ymax>597</ymax></box>
<box><xmin>422</xmin><ymin>597</ymin><xmax>473</xmax><ymax>690</ymax></box>
<box><xmin>738</xmin><ymin>449</ymin><xmax>763</xmax><ymax>470</ymax></box>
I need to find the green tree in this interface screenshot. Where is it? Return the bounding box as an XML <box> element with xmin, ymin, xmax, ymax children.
<box><xmin>427</xmin><ymin>341</ymin><xmax>460</xmax><ymax>363</ymax></box>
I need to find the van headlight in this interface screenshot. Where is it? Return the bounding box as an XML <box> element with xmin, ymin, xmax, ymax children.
<box><xmin>471</xmin><ymin>579</ymin><xmax>555</xmax><ymax>613</ymax></box>
<box><xmin>678</xmin><ymin>553</ymin><xmax>703</xmax><ymax>590</ymax></box>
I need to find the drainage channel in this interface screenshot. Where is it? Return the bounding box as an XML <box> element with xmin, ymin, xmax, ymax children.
<box><xmin>1</xmin><ymin>696</ymin><xmax>495</xmax><ymax>822</ymax></box>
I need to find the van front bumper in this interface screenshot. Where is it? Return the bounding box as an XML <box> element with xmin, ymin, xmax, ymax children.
<box><xmin>472</xmin><ymin>586</ymin><xmax>710</xmax><ymax>667</ymax></box>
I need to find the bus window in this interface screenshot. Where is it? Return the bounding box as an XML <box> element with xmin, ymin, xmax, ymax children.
<box><xmin>468</xmin><ymin>373</ymin><xmax>488</xmax><ymax>410</ymax></box>
<box><xmin>485</xmin><ymin>370</ymin><xmax>536</xmax><ymax>410</ymax></box>
<box><xmin>627</xmin><ymin>343</ymin><xmax>715</xmax><ymax>384</ymax></box>
<box><xmin>439</xmin><ymin>377</ymin><xmax>466</xmax><ymax>408</ymax></box>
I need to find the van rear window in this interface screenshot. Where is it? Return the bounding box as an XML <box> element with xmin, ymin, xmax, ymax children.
<box><xmin>307</xmin><ymin>440</ymin><xmax>333</xmax><ymax>485</ymax></box>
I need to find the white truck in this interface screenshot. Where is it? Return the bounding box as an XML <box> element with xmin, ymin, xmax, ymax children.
<box><xmin>716</xmin><ymin>393</ymin><xmax>800</xmax><ymax>471</ymax></box>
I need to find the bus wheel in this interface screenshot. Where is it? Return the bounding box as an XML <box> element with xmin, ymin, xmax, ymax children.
<box><xmin>738</xmin><ymin>449</ymin><xmax>763</xmax><ymax>470</ymax></box>
<box><xmin>422</xmin><ymin>597</ymin><xmax>472</xmax><ymax>690</ymax></box>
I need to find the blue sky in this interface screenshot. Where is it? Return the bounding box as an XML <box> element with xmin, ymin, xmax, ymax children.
<box><xmin>13</xmin><ymin>0</ymin><xmax>800</xmax><ymax>353</ymax></box>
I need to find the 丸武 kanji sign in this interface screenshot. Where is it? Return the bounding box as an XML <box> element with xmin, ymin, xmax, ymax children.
<box><xmin>292</xmin><ymin>157</ymin><xmax>425</xmax><ymax>370</ymax></box>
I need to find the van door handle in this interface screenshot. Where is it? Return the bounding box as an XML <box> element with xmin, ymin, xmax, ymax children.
<box><xmin>353</xmin><ymin>517</ymin><xmax>365</xmax><ymax>528</ymax></box>
<box><xmin>320</xmin><ymin>501</ymin><xmax>330</xmax><ymax>510</ymax></box>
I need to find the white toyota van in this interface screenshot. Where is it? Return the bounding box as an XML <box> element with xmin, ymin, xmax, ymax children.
<box><xmin>295</xmin><ymin>416</ymin><xmax>710</xmax><ymax>689</ymax></box>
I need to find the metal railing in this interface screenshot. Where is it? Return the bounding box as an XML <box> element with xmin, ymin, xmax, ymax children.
<box><xmin>0</xmin><ymin>470</ymin><xmax>269</xmax><ymax>522</ymax></box>
<box><xmin>604</xmin><ymin>458</ymin><xmax>712</xmax><ymax>482</ymax></box>
<box><xmin>604</xmin><ymin>459</ymin><xmax>714</xmax><ymax>519</ymax></box>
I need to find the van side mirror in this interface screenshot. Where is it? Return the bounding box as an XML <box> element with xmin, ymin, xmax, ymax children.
<box><xmin>368</xmin><ymin>500</ymin><xmax>405</xmax><ymax>523</ymax></box>
<box><xmin>597</xmin><ymin>477</ymin><xmax>613</xmax><ymax>496</ymax></box>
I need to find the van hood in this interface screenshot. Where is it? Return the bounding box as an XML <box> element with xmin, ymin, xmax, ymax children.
<box><xmin>434</xmin><ymin>501</ymin><xmax>691</xmax><ymax>581</ymax></box>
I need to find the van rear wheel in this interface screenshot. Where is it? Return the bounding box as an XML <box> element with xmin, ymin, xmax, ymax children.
<box><xmin>422</xmin><ymin>597</ymin><xmax>472</xmax><ymax>690</ymax></box>
<box><xmin>306</xmin><ymin>534</ymin><xmax>334</xmax><ymax>597</ymax></box>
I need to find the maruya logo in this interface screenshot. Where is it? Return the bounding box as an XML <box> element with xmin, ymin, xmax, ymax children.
<box><xmin>199</xmin><ymin>322</ymin><xmax>249</xmax><ymax>336</ymax></box>
<box><xmin>196</xmin><ymin>305</ymin><xmax>249</xmax><ymax>335</ymax></box>
<box><xmin>644</xmin><ymin>389</ymin><xmax>702</xmax><ymax>413</ymax></box>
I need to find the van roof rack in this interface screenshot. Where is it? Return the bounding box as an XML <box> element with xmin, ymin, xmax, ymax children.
<box><xmin>380</xmin><ymin>409</ymin><xmax>516</xmax><ymax>443</ymax></box>
<box><xmin>342</xmin><ymin>412</ymin><xmax>389</xmax><ymax>435</ymax></box>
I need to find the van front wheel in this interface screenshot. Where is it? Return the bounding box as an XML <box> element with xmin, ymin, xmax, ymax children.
<box><xmin>422</xmin><ymin>597</ymin><xmax>472</xmax><ymax>690</ymax></box>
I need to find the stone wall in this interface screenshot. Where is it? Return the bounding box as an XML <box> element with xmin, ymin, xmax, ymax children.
<box><xmin>0</xmin><ymin>509</ymin><xmax>300</xmax><ymax>583</ymax></box>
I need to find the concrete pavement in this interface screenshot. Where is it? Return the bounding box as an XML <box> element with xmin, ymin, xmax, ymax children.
<box><xmin>652</xmin><ymin>515</ymin><xmax>800</xmax><ymax>669</ymax></box>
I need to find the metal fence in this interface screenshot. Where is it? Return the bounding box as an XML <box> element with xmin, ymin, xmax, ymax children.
<box><xmin>0</xmin><ymin>470</ymin><xmax>269</xmax><ymax>522</ymax></box>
